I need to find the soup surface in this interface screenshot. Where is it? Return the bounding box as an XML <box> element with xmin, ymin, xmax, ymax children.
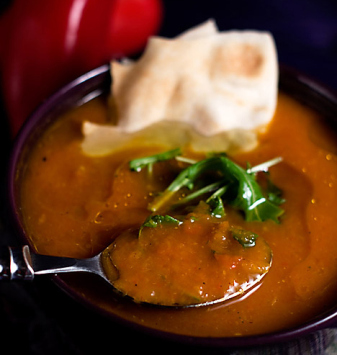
<box><xmin>19</xmin><ymin>92</ymin><xmax>337</xmax><ymax>337</ymax></box>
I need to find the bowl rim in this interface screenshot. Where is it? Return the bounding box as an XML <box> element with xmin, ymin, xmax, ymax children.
<box><xmin>6</xmin><ymin>63</ymin><xmax>337</xmax><ymax>348</ymax></box>
<box><xmin>7</xmin><ymin>64</ymin><xmax>110</xmax><ymax>239</ymax></box>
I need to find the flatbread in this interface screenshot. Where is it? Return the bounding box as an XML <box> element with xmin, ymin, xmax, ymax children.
<box><xmin>81</xmin><ymin>20</ymin><xmax>278</xmax><ymax>156</ymax></box>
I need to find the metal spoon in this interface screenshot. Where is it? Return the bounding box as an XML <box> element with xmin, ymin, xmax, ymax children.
<box><xmin>0</xmin><ymin>245</ymin><xmax>271</xmax><ymax>308</ymax></box>
<box><xmin>0</xmin><ymin>245</ymin><xmax>111</xmax><ymax>283</ymax></box>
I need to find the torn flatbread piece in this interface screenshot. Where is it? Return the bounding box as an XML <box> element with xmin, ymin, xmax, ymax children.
<box><xmin>82</xmin><ymin>20</ymin><xmax>278</xmax><ymax>156</ymax></box>
<box><xmin>111</xmin><ymin>20</ymin><xmax>278</xmax><ymax>135</ymax></box>
<box><xmin>82</xmin><ymin>120</ymin><xmax>258</xmax><ymax>156</ymax></box>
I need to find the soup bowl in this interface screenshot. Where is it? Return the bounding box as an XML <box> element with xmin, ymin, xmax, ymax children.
<box><xmin>7</xmin><ymin>63</ymin><xmax>337</xmax><ymax>348</ymax></box>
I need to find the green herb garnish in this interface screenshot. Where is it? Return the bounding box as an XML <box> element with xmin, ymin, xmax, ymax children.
<box><xmin>246</xmin><ymin>157</ymin><xmax>283</xmax><ymax>174</ymax></box>
<box><xmin>147</xmin><ymin>154</ymin><xmax>284</xmax><ymax>222</ymax></box>
<box><xmin>142</xmin><ymin>214</ymin><xmax>182</xmax><ymax>228</ymax></box>
<box><xmin>207</xmin><ymin>195</ymin><xmax>226</xmax><ymax>218</ymax></box>
<box><xmin>230</xmin><ymin>227</ymin><xmax>258</xmax><ymax>248</ymax></box>
<box><xmin>266</xmin><ymin>176</ymin><xmax>286</xmax><ymax>206</ymax></box>
<box><xmin>139</xmin><ymin>214</ymin><xmax>182</xmax><ymax>238</ymax></box>
<box><xmin>129</xmin><ymin>148</ymin><xmax>182</xmax><ymax>172</ymax></box>
<box><xmin>205</xmin><ymin>184</ymin><xmax>229</xmax><ymax>218</ymax></box>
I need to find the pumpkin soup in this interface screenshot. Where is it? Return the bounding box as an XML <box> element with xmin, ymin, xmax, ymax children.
<box><xmin>18</xmin><ymin>91</ymin><xmax>337</xmax><ymax>336</ymax></box>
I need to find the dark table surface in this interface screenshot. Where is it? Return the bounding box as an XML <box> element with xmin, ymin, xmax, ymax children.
<box><xmin>1</xmin><ymin>1</ymin><xmax>337</xmax><ymax>354</ymax></box>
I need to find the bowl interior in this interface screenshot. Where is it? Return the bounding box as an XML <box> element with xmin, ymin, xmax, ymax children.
<box><xmin>7</xmin><ymin>64</ymin><xmax>337</xmax><ymax>348</ymax></box>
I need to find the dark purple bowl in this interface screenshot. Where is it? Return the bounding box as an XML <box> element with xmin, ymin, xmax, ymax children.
<box><xmin>7</xmin><ymin>63</ymin><xmax>337</xmax><ymax>348</ymax></box>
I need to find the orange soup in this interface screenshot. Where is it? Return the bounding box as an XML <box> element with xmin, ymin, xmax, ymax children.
<box><xmin>19</xmin><ymin>92</ymin><xmax>337</xmax><ymax>337</ymax></box>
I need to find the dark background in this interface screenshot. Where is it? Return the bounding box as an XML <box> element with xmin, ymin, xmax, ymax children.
<box><xmin>1</xmin><ymin>1</ymin><xmax>337</xmax><ymax>354</ymax></box>
<box><xmin>160</xmin><ymin>0</ymin><xmax>337</xmax><ymax>92</ymax></box>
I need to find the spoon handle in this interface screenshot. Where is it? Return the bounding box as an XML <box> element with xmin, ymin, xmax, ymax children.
<box><xmin>0</xmin><ymin>246</ymin><xmax>34</xmax><ymax>281</ymax></box>
<box><xmin>0</xmin><ymin>246</ymin><xmax>105</xmax><ymax>281</ymax></box>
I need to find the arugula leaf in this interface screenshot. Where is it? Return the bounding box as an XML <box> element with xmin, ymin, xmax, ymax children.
<box><xmin>129</xmin><ymin>148</ymin><xmax>182</xmax><ymax>172</ymax></box>
<box><xmin>266</xmin><ymin>176</ymin><xmax>286</xmax><ymax>205</ymax></box>
<box><xmin>142</xmin><ymin>214</ymin><xmax>182</xmax><ymax>228</ymax></box>
<box><xmin>207</xmin><ymin>195</ymin><xmax>226</xmax><ymax>218</ymax></box>
<box><xmin>247</xmin><ymin>157</ymin><xmax>283</xmax><ymax>174</ymax></box>
<box><xmin>148</xmin><ymin>156</ymin><xmax>223</xmax><ymax>212</ymax></box>
<box><xmin>148</xmin><ymin>155</ymin><xmax>284</xmax><ymax>222</ymax></box>
<box><xmin>230</xmin><ymin>227</ymin><xmax>258</xmax><ymax>248</ymax></box>
<box><xmin>205</xmin><ymin>184</ymin><xmax>229</xmax><ymax>218</ymax></box>
<box><xmin>138</xmin><ymin>214</ymin><xmax>182</xmax><ymax>238</ymax></box>
<box><xmin>221</xmin><ymin>157</ymin><xmax>283</xmax><ymax>222</ymax></box>
<box><xmin>171</xmin><ymin>180</ymin><xmax>225</xmax><ymax>209</ymax></box>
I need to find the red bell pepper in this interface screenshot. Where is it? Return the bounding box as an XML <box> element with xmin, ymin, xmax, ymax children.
<box><xmin>0</xmin><ymin>0</ymin><xmax>163</xmax><ymax>136</ymax></box>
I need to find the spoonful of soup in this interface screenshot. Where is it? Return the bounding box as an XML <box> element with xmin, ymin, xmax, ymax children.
<box><xmin>4</xmin><ymin>152</ymin><xmax>281</xmax><ymax>307</ymax></box>
<box><xmin>102</xmin><ymin>206</ymin><xmax>273</xmax><ymax>307</ymax></box>
<box><xmin>0</xmin><ymin>208</ymin><xmax>272</xmax><ymax>308</ymax></box>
